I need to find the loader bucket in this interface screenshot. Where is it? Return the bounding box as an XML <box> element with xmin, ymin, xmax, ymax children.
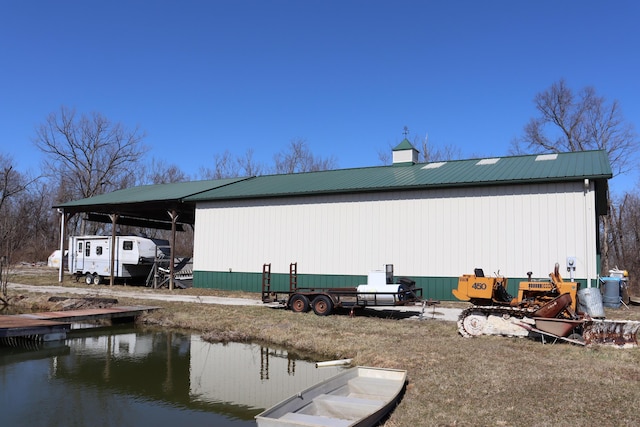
<box><xmin>452</xmin><ymin>287</ymin><xmax>471</xmax><ymax>301</ymax></box>
<box><xmin>583</xmin><ymin>320</ymin><xmax>640</xmax><ymax>348</ymax></box>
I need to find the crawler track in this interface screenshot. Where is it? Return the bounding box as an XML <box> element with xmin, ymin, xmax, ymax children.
<box><xmin>457</xmin><ymin>306</ymin><xmax>536</xmax><ymax>338</ymax></box>
<box><xmin>458</xmin><ymin>306</ymin><xmax>640</xmax><ymax>347</ymax></box>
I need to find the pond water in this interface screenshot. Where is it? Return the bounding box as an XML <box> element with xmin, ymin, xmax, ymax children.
<box><xmin>0</xmin><ymin>326</ymin><xmax>344</xmax><ymax>427</ymax></box>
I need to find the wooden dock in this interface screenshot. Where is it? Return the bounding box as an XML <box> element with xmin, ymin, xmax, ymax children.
<box><xmin>0</xmin><ymin>316</ymin><xmax>70</xmax><ymax>342</ymax></box>
<box><xmin>0</xmin><ymin>305</ymin><xmax>159</xmax><ymax>342</ymax></box>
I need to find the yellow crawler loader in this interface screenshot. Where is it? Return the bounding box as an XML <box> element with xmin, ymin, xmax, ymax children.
<box><xmin>452</xmin><ymin>264</ymin><xmax>640</xmax><ymax>347</ymax></box>
<box><xmin>453</xmin><ymin>264</ymin><xmax>578</xmax><ymax>312</ymax></box>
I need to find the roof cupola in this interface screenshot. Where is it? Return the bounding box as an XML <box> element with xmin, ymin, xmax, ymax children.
<box><xmin>392</xmin><ymin>138</ymin><xmax>419</xmax><ymax>166</ymax></box>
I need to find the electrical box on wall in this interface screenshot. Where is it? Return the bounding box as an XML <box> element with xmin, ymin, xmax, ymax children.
<box><xmin>566</xmin><ymin>256</ymin><xmax>576</xmax><ymax>281</ymax></box>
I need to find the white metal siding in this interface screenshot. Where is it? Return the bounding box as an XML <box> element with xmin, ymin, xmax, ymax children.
<box><xmin>193</xmin><ymin>181</ymin><xmax>597</xmax><ymax>280</ymax></box>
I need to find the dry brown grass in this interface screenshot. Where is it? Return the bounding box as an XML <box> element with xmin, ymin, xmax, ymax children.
<box><xmin>6</xmin><ymin>265</ymin><xmax>261</xmax><ymax>299</ymax></box>
<box><xmin>6</xmin><ymin>267</ymin><xmax>640</xmax><ymax>427</ymax></box>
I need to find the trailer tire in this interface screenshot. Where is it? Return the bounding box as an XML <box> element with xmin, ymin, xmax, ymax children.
<box><xmin>290</xmin><ymin>294</ymin><xmax>310</xmax><ymax>313</ymax></box>
<box><xmin>92</xmin><ymin>274</ymin><xmax>102</xmax><ymax>285</ymax></box>
<box><xmin>398</xmin><ymin>284</ymin><xmax>410</xmax><ymax>301</ymax></box>
<box><xmin>312</xmin><ymin>295</ymin><xmax>333</xmax><ymax>316</ymax></box>
<box><xmin>85</xmin><ymin>273</ymin><xmax>94</xmax><ymax>285</ymax></box>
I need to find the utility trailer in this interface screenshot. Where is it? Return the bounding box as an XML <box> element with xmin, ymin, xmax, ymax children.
<box><xmin>262</xmin><ymin>263</ymin><xmax>424</xmax><ymax>316</ymax></box>
<box><xmin>69</xmin><ymin>235</ymin><xmax>170</xmax><ymax>285</ymax></box>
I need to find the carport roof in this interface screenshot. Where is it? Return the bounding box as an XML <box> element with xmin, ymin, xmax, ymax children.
<box><xmin>54</xmin><ymin>177</ymin><xmax>249</xmax><ymax>226</ymax></box>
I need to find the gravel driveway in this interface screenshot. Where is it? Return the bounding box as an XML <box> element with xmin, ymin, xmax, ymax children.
<box><xmin>7</xmin><ymin>282</ymin><xmax>462</xmax><ymax>321</ymax></box>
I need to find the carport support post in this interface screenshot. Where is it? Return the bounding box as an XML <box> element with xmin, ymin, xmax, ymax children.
<box><xmin>168</xmin><ymin>209</ymin><xmax>178</xmax><ymax>291</ymax></box>
<box><xmin>57</xmin><ymin>209</ymin><xmax>70</xmax><ymax>283</ymax></box>
<box><xmin>109</xmin><ymin>214</ymin><xmax>119</xmax><ymax>286</ymax></box>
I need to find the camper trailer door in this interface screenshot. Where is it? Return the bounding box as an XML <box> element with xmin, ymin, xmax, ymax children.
<box><xmin>73</xmin><ymin>237</ymin><xmax>85</xmax><ymax>272</ymax></box>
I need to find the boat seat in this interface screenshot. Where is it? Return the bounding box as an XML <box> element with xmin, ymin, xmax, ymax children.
<box><xmin>311</xmin><ymin>394</ymin><xmax>383</xmax><ymax>420</ymax></box>
<box><xmin>347</xmin><ymin>377</ymin><xmax>399</xmax><ymax>399</ymax></box>
<box><xmin>315</xmin><ymin>394</ymin><xmax>383</xmax><ymax>406</ymax></box>
<box><xmin>279</xmin><ymin>412</ymin><xmax>351</xmax><ymax>427</ymax></box>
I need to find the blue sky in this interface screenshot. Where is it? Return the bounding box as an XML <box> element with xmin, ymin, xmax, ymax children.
<box><xmin>1</xmin><ymin>0</ymin><xmax>639</xmax><ymax>194</ymax></box>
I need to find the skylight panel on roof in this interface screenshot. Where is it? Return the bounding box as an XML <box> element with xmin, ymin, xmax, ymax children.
<box><xmin>535</xmin><ymin>154</ymin><xmax>558</xmax><ymax>161</ymax></box>
<box><xmin>422</xmin><ymin>162</ymin><xmax>447</xmax><ymax>169</ymax></box>
<box><xmin>476</xmin><ymin>158</ymin><xmax>500</xmax><ymax>165</ymax></box>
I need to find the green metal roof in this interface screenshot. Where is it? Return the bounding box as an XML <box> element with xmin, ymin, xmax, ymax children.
<box><xmin>57</xmin><ymin>177</ymin><xmax>247</xmax><ymax>207</ymax></box>
<box><xmin>55</xmin><ymin>150</ymin><xmax>612</xmax><ymax>227</ymax></box>
<box><xmin>55</xmin><ymin>177</ymin><xmax>249</xmax><ymax>225</ymax></box>
<box><xmin>393</xmin><ymin>138</ymin><xmax>417</xmax><ymax>151</ymax></box>
<box><xmin>186</xmin><ymin>150</ymin><xmax>612</xmax><ymax>202</ymax></box>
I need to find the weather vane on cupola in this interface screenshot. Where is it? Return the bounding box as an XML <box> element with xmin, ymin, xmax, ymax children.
<box><xmin>402</xmin><ymin>126</ymin><xmax>409</xmax><ymax>138</ymax></box>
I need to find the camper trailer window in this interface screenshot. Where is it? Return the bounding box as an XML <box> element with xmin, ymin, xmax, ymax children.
<box><xmin>96</xmin><ymin>246</ymin><xmax>103</xmax><ymax>256</ymax></box>
<box><xmin>85</xmin><ymin>242</ymin><xmax>91</xmax><ymax>257</ymax></box>
<box><xmin>77</xmin><ymin>242</ymin><xmax>82</xmax><ymax>252</ymax></box>
<box><xmin>123</xmin><ymin>241</ymin><xmax>133</xmax><ymax>251</ymax></box>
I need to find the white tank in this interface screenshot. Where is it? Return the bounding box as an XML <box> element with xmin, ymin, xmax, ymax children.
<box><xmin>356</xmin><ymin>284</ymin><xmax>402</xmax><ymax>304</ymax></box>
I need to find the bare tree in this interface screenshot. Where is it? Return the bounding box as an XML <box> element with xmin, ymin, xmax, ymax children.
<box><xmin>0</xmin><ymin>154</ymin><xmax>34</xmax><ymax>303</ymax></box>
<box><xmin>609</xmin><ymin>192</ymin><xmax>640</xmax><ymax>296</ymax></box>
<box><xmin>199</xmin><ymin>148</ymin><xmax>266</xmax><ymax>180</ymax></box>
<box><xmin>0</xmin><ymin>155</ymin><xmax>31</xmax><ymax>213</ymax></box>
<box><xmin>200</xmin><ymin>150</ymin><xmax>239</xmax><ymax>180</ymax></box>
<box><xmin>142</xmin><ymin>158</ymin><xmax>189</xmax><ymax>185</ymax></box>
<box><xmin>237</xmin><ymin>148</ymin><xmax>263</xmax><ymax>177</ymax></box>
<box><xmin>15</xmin><ymin>180</ymin><xmax>59</xmax><ymax>260</ymax></box>
<box><xmin>511</xmin><ymin>79</ymin><xmax>638</xmax><ymax>176</ymax></box>
<box><xmin>33</xmin><ymin>106</ymin><xmax>148</xmax><ymax>201</ymax></box>
<box><xmin>273</xmin><ymin>138</ymin><xmax>337</xmax><ymax>174</ymax></box>
<box><xmin>512</xmin><ymin>79</ymin><xmax>640</xmax><ymax>275</ymax></box>
<box><xmin>201</xmin><ymin>139</ymin><xmax>335</xmax><ymax>179</ymax></box>
<box><xmin>419</xmin><ymin>134</ymin><xmax>463</xmax><ymax>163</ymax></box>
<box><xmin>33</xmin><ymin>106</ymin><xmax>148</xmax><ymax>234</ymax></box>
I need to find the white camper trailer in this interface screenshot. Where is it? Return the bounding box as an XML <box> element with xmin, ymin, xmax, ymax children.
<box><xmin>69</xmin><ymin>235</ymin><xmax>170</xmax><ymax>285</ymax></box>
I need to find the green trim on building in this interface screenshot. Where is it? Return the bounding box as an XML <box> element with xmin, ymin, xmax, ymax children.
<box><xmin>193</xmin><ymin>270</ymin><xmax>367</xmax><ymax>294</ymax></box>
<box><xmin>195</xmin><ymin>270</ymin><xmax>460</xmax><ymax>301</ymax></box>
<box><xmin>194</xmin><ymin>271</ymin><xmax>592</xmax><ymax>301</ymax></box>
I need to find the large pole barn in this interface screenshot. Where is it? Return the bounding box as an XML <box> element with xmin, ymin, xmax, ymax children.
<box><xmin>187</xmin><ymin>146</ymin><xmax>611</xmax><ymax>300</ymax></box>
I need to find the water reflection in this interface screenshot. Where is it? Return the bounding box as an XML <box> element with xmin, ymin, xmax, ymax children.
<box><xmin>0</xmin><ymin>326</ymin><xmax>344</xmax><ymax>427</ymax></box>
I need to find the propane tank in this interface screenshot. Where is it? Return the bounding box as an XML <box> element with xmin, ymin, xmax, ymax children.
<box><xmin>356</xmin><ymin>284</ymin><xmax>402</xmax><ymax>304</ymax></box>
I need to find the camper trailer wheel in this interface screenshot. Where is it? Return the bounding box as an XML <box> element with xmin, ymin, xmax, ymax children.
<box><xmin>85</xmin><ymin>273</ymin><xmax>94</xmax><ymax>285</ymax></box>
<box><xmin>92</xmin><ymin>274</ymin><xmax>102</xmax><ymax>285</ymax></box>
